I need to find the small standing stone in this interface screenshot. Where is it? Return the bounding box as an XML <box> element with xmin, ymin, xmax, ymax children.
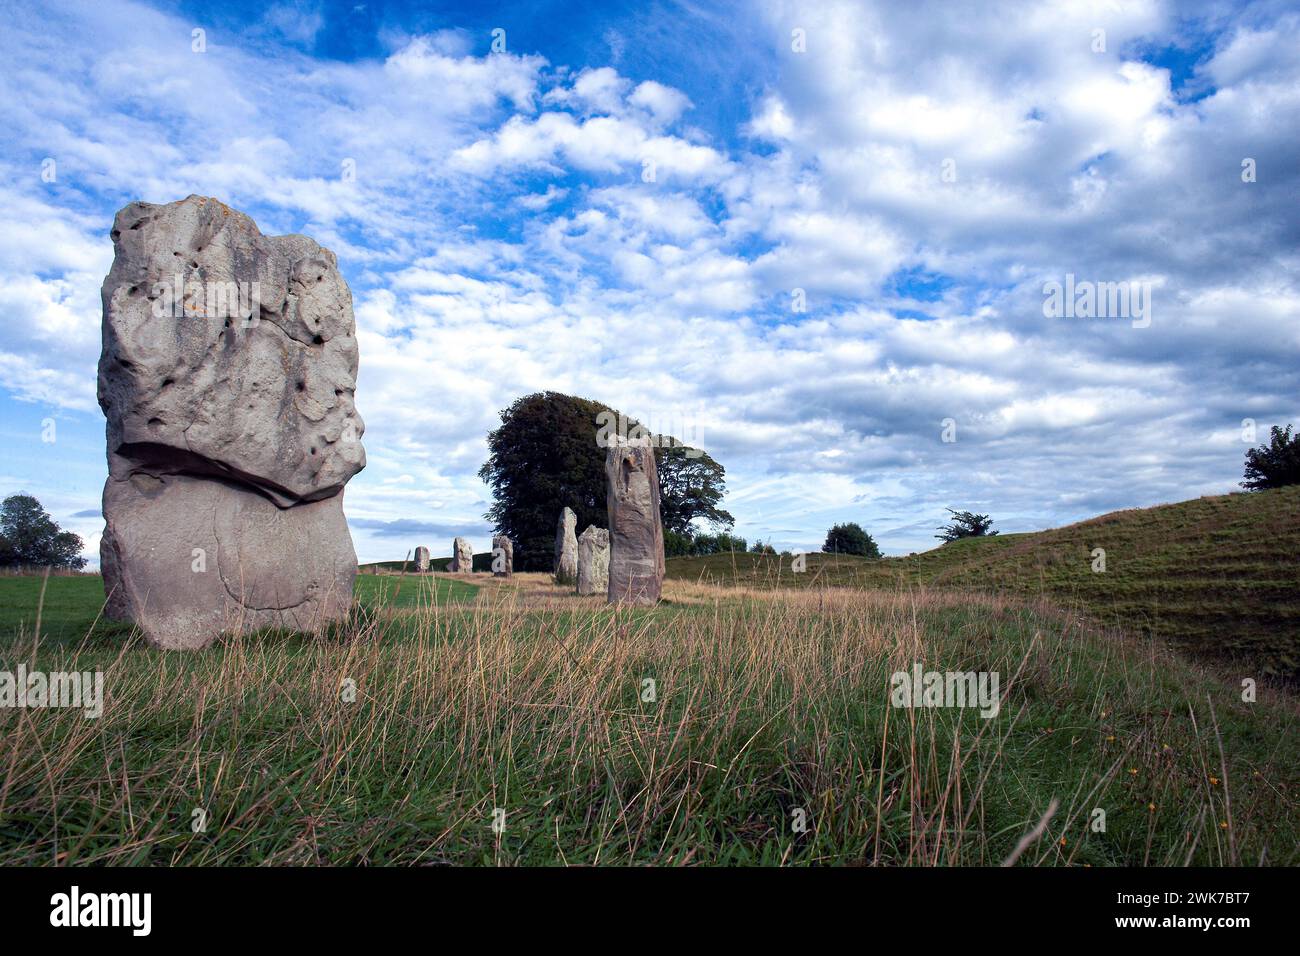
<box><xmin>451</xmin><ymin>537</ymin><xmax>474</xmax><ymax>573</ymax></box>
<box><xmin>492</xmin><ymin>535</ymin><xmax>513</xmax><ymax>577</ymax></box>
<box><xmin>554</xmin><ymin>507</ymin><xmax>578</xmax><ymax>584</ymax></box>
<box><xmin>577</xmin><ymin>526</ymin><xmax>610</xmax><ymax>596</ymax></box>
<box><xmin>605</xmin><ymin>437</ymin><xmax>664</xmax><ymax>605</ymax></box>
<box><xmin>413</xmin><ymin>546</ymin><xmax>430</xmax><ymax>573</ymax></box>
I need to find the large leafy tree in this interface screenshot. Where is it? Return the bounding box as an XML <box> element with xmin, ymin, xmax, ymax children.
<box><xmin>1242</xmin><ymin>424</ymin><xmax>1300</xmax><ymax>490</ymax></box>
<box><xmin>479</xmin><ymin>392</ymin><xmax>733</xmax><ymax>570</ymax></box>
<box><xmin>657</xmin><ymin>445</ymin><xmax>733</xmax><ymax>535</ymax></box>
<box><xmin>0</xmin><ymin>494</ymin><xmax>86</xmax><ymax>570</ymax></box>
<box><xmin>822</xmin><ymin>522</ymin><xmax>881</xmax><ymax>558</ymax></box>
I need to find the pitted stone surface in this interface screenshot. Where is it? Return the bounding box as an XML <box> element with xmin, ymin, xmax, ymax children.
<box><xmin>98</xmin><ymin>196</ymin><xmax>365</xmax><ymax>649</ymax></box>
<box><xmin>98</xmin><ymin>195</ymin><xmax>365</xmax><ymax>507</ymax></box>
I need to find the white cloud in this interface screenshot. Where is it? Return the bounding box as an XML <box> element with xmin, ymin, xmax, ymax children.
<box><xmin>1</xmin><ymin>0</ymin><xmax>1298</xmax><ymax>561</ymax></box>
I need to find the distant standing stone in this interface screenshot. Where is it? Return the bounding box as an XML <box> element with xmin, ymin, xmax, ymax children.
<box><xmin>554</xmin><ymin>507</ymin><xmax>578</xmax><ymax>584</ymax></box>
<box><xmin>605</xmin><ymin>437</ymin><xmax>664</xmax><ymax>605</ymax></box>
<box><xmin>577</xmin><ymin>525</ymin><xmax>610</xmax><ymax>596</ymax></box>
<box><xmin>451</xmin><ymin>537</ymin><xmax>474</xmax><ymax>573</ymax></box>
<box><xmin>414</xmin><ymin>546</ymin><xmax>430</xmax><ymax>573</ymax></box>
<box><xmin>492</xmin><ymin>535</ymin><xmax>513</xmax><ymax>577</ymax></box>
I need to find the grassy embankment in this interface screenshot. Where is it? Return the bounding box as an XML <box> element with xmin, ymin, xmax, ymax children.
<box><xmin>670</xmin><ymin>485</ymin><xmax>1300</xmax><ymax>678</ymax></box>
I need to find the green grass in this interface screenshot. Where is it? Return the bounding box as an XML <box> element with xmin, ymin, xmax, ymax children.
<box><xmin>353</xmin><ymin>572</ymin><xmax>479</xmax><ymax>607</ymax></box>
<box><xmin>669</xmin><ymin>485</ymin><xmax>1300</xmax><ymax>678</ymax></box>
<box><xmin>0</xmin><ymin>587</ymin><xmax>1294</xmax><ymax>865</ymax></box>
<box><xmin>0</xmin><ymin>574</ymin><xmax>132</xmax><ymax>647</ymax></box>
<box><xmin>0</xmin><ymin>572</ymin><xmax>478</xmax><ymax>649</ymax></box>
<box><xmin>0</xmin><ymin>490</ymin><xmax>1295</xmax><ymax>866</ymax></box>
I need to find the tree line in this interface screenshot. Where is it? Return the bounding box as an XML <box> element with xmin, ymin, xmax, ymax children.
<box><xmin>479</xmin><ymin>395</ymin><xmax>1300</xmax><ymax>569</ymax></box>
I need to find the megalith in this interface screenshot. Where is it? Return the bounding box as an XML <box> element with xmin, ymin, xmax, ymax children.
<box><xmin>605</xmin><ymin>437</ymin><xmax>664</xmax><ymax>605</ymax></box>
<box><xmin>451</xmin><ymin>537</ymin><xmax>474</xmax><ymax>572</ymax></box>
<box><xmin>414</xmin><ymin>546</ymin><xmax>430</xmax><ymax>573</ymax></box>
<box><xmin>554</xmin><ymin>507</ymin><xmax>578</xmax><ymax>584</ymax></box>
<box><xmin>577</xmin><ymin>525</ymin><xmax>609</xmax><ymax>596</ymax></box>
<box><xmin>492</xmin><ymin>535</ymin><xmax>513</xmax><ymax>577</ymax></box>
<box><xmin>98</xmin><ymin>196</ymin><xmax>365</xmax><ymax>649</ymax></box>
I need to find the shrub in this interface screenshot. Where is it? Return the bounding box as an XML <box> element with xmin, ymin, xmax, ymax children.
<box><xmin>821</xmin><ymin>523</ymin><xmax>881</xmax><ymax>558</ymax></box>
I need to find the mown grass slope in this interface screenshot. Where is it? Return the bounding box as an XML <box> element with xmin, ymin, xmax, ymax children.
<box><xmin>668</xmin><ymin>486</ymin><xmax>1300</xmax><ymax>678</ymax></box>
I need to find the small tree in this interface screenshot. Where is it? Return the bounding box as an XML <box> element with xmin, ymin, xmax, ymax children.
<box><xmin>693</xmin><ymin>532</ymin><xmax>747</xmax><ymax>555</ymax></box>
<box><xmin>822</xmin><ymin>522</ymin><xmax>881</xmax><ymax>558</ymax></box>
<box><xmin>664</xmin><ymin>530</ymin><xmax>694</xmax><ymax>558</ymax></box>
<box><xmin>1242</xmin><ymin>424</ymin><xmax>1300</xmax><ymax>490</ymax></box>
<box><xmin>936</xmin><ymin>509</ymin><xmax>998</xmax><ymax>542</ymax></box>
<box><xmin>0</xmin><ymin>494</ymin><xmax>86</xmax><ymax>570</ymax></box>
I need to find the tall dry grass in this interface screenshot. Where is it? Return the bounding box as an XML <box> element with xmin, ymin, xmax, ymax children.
<box><xmin>0</xmin><ymin>578</ymin><xmax>1294</xmax><ymax>865</ymax></box>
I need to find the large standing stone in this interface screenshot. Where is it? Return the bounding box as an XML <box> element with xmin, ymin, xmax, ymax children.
<box><xmin>492</xmin><ymin>535</ymin><xmax>513</xmax><ymax>577</ymax></box>
<box><xmin>451</xmin><ymin>537</ymin><xmax>474</xmax><ymax>573</ymax></box>
<box><xmin>553</xmin><ymin>507</ymin><xmax>578</xmax><ymax>584</ymax></box>
<box><xmin>98</xmin><ymin>196</ymin><xmax>365</xmax><ymax>649</ymax></box>
<box><xmin>605</xmin><ymin>437</ymin><xmax>664</xmax><ymax>605</ymax></box>
<box><xmin>577</xmin><ymin>526</ymin><xmax>609</xmax><ymax>596</ymax></box>
<box><xmin>413</xmin><ymin>546</ymin><xmax>430</xmax><ymax>573</ymax></box>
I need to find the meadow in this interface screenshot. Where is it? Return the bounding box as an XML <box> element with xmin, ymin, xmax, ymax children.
<box><xmin>671</xmin><ymin>485</ymin><xmax>1300</xmax><ymax>679</ymax></box>
<box><xmin>0</xmin><ymin>560</ymin><xmax>1294</xmax><ymax>865</ymax></box>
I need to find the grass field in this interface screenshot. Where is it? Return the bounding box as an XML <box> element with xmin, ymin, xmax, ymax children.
<box><xmin>0</xmin><ymin>567</ymin><xmax>1295</xmax><ymax>865</ymax></box>
<box><xmin>669</xmin><ymin>485</ymin><xmax>1300</xmax><ymax>678</ymax></box>
<box><xmin>0</xmin><ymin>571</ymin><xmax>478</xmax><ymax>649</ymax></box>
<box><xmin>0</xmin><ymin>489</ymin><xmax>1295</xmax><ymax>866</ymax></box>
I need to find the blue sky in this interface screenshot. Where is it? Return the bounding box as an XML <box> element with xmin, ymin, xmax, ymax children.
<box><xmin>1</xmin><ymin>0</ymin><xmax>1298</xmax><ymax>564</ymax></box>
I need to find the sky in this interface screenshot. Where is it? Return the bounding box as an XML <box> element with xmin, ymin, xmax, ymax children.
<box><xmin>0</xmin><ymin>0</ymin><xmax>1297</xmax><ymax>565</ymax></box>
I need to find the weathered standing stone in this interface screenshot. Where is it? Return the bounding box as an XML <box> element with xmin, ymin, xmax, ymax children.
<box><xmin>605</xmin><ymin>437</ymin><xmax>664</xmax><ymax>605</ymax></box>
<box><xmin>413</xmin><ymin>546</ymin><xmax>430</xmax><ymax>573</ymax></box>
<box><xmin>451</xmin><ymin>537</ymin><xmax>474</xmax><ymax>573</ymax></box>
<box><xmin>577</xmin><ymin>526</ymin><xmax>609</xmax><ymax>596</ymax></box>
<box><xmin>98</xmin><ymin>196</ymin><xmax>365</xmax><ymax>649</ymax></box>
<box><xmin>492</xmin><ymin>535</ymin><xmax>513</xmax><ymax>577</ymax></box>
<box><xmin>553</xmin><ymin>507</ymin><xmax>578</xmax><ymax>584</ymax></box>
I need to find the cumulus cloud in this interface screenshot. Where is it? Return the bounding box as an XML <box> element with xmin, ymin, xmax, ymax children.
<box><xmin>0</xmin><ymin>0</ymin><xmax>1297</xmax><ymax>563</ymax></box>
